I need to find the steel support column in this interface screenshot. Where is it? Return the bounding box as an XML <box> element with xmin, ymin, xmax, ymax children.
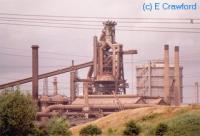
<box><xmin>93</xmin><ymin>36</ymin><xmax>98</xmax><ymax>78</ymax></box>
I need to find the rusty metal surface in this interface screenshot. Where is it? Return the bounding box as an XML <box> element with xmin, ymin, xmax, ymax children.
<box><xmin>123</xmin><ymin>50</ymin><xmax>138</xmax><ymax>55</ymax></box>
<box><xmin>87</xmin><ymin>21</ymin><xmax>138</xmax><ymax>96</ymax></box>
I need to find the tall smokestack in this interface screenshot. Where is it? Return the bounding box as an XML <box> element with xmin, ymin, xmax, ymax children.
<box><xmin>32</xmin><ymin>45</ymin><xmax>39</xmax><ymax>100</ymax></box>
<box><xmin>174</xmin><ymin>46</ymin><xmax>181</xmax><ymax>105</ymax></box>
<box><xmin>53</xmin><ymin>77</ymin><xmax>58</xmax><ymax>95</ymax></box>
<box><xmin>164</xmin><ymin>45</ymin><xmax>170</xmax><ymax>104</ymax></box>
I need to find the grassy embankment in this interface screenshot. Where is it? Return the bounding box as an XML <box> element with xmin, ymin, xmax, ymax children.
<box><xmin>70</xmin><ymin>105</ymin><xmax>200</xmax><ymax>136</ymax></box>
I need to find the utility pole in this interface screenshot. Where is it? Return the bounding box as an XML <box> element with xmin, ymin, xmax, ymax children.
<box><xmin>195</xmin><ymin>82</ymin><xmax>199</xmax><ymax>104</ymax></box>
<box><xmin>148</xmin><ymin>60</ymin><xmax>152</xmax><ymax>96</ymax></box>
<box><xmin>131</xmin><ymin>54</ymin><xmax>134</xmax><ymax>94</ymax></box>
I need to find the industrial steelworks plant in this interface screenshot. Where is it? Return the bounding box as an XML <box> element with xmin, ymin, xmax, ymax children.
<box><xmin>0</xmin><ymin>21</ymin><xmax>182</xmax><ymax>125</ymax></box>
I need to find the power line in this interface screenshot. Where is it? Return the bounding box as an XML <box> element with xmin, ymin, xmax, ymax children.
<box><xmin>118</xmin><ymin>25</ymin><xmax>200</xmax><ymax>30</ymax></box>
<box><xmin>0</xmin><ymin>18</ymin><xmax>102</xmax><ymax>27</ymax></box>
<box><xmin>0</xmin><ymin>16</ymin><xmax>199</xmax><ymax>24</ymax></box>
<box><xmin>0</xmin><ymin>51</ymin><xmax>86</xmax><ymax>61</ymax></box>
<box><xmin>0</xmin><ymin>52</ymin><xmax>31</xmax><ymax>58</ymax></box>
<box><xmin>0</xmin><ymin>51</ymin><xmax>199</xmax><ymax>63</ymax></box>
<box><xmin>118</xmin><ymin>21</ymin><xmax>197</xmax><ymax>24</ymax></box>
<box><xmin>0</xmin><ymin>47</ymin><xmax>199</xmax><ymax>64</ymax></box>
<box><xmin>1</xmin><ymin>18</ymin><xmax>200</xmax><ymax>30</ymax></box>
<box><xmin>0</xmin><ymin>13</ymin><xmax>199</xmax><ymax>20</ymax></box>
<box><xmin>117</xmin><ymin>28</ymin><xmax>200</xmax><ymax>33</ymax></box>
<box><xmin>0</xmin><ymin>22</ymin><xmax>100</xmax><ymax>30</ymax></box>
<box><xmin>0</xmin><ymin>46</ymin><xmax>92</xmax><ymax>58</ymax></box>
<box><xmin>0</xmin><ymin>22</ymin><xmax>200</xmax><ymax>34</ymax></box>
<box><xmin>0</xmin><ymin>47</ymin><xmax>199</xmax><ymax>63</ymax></box>
<box><xmin>0</xmin><ymin>51</ymin><xmax>159</xmax><ymax>63</ymax></box>
<box><xmin>41</xmin><ymin>51</ymin><xmax>91</xmax><ymax>58</ymax></box>
<box><xmin>0</xmin><ymin>16</ymin><xmax>103</xmax><ymax>23</ymax></box>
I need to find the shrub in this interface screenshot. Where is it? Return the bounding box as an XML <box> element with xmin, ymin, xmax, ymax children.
<box><xmin>165</xmin><ymin>111</ymin><xmax>200</xmax><ymax>136</ymax></box>
<box><xmin>107</xmin><ymin>127</ymin><xmax>113</xmax><ymax>134</ymax></box>
<box><xmin>123</xmin><ymin>120</ymin><xmax>140</xmax><ymax>136</ymax></box>
<box><xmin>0</xmin><ymin>90</ymin><xmax>37</xmax><ymax>136</ymax></box>
<box><xmin>46</xmin><ymin>116</ymin><xmax>72</xmax><ymax>136</ymax></box>
<box><xmin>30</xmin><ymin>125</ymin><xmax>49</xmax><ymax>136</ymax></box>
<box><xmin>79</xmin><ymin>124</ymin><xmax>102</xmax><ymax>136</ymax></box>
<box><xmin>155</xmin><ymin>123</ymin><xmax>168</xmax><ymax>136</ymax></box>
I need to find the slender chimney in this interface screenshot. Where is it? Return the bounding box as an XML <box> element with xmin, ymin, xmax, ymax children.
<box><xmin>71</xmin><ymin>60</ymin><xmax>74</xmax><ymax>66</ymax></box>
<box><xmin>70</xmin><ymin>60</ymin><xmax>76</xmax><ymax>103</ymax></box>
<box><xmin>43</xmin><ymin>78</ymin><xmax>48</xmax><ymax>96</ymax></box>
<box><xmin>32</xmin><ymin>45</ymin><xmax>39</xmax><ymax>100</ymax></box>
<box><xmin>164</xmin><ymin>45</ymin><xmax>170</xmax><ymax>104</ymax></box>
<box><xmin>174</xmin><ymin>46</ymin><xmax>181</xmax><ymax>105</ymax></box>
<box><xmin>53</xmin><ymin>77</ymin><xmax>58</xmax><ymax>95</ymax></box>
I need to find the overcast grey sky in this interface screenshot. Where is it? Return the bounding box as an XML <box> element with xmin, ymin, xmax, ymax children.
<box><xmin>0</xmin><ymin>0</ymin><xmax>200</xmax><ymax>103</ymax></box>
